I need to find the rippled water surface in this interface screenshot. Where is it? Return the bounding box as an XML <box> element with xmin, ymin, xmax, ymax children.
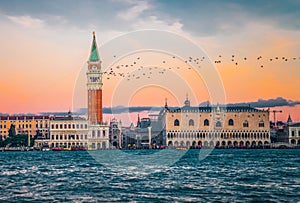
<box><xmin>0</xmin><ymin>149</ymin><xmax>299</xmax><ymax>202</ymax></box>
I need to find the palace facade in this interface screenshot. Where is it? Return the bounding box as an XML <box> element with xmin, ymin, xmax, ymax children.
<box><xmin>163</xmin><ymin>98</ymin><xmax>271</xmax><ymax>148</ymax></box>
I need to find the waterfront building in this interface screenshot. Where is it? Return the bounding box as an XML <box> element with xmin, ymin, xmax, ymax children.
<box><xmin>109</xmin><ymin>118</ymin><xmax>122</xmax><ymax>149</ymax></box>
<box><xmin>35</xmin><ymin>111</ymin><xmax>109</xmax><ymax>150</ymax></box>
<box><xmin>0</xmin><ymin>115</ymin><xmax>49</xmax><ymax>140</ymax></box>
<box><xmin>121</xmin><ymin>115</ymin><xmax>164</xmax><ymax>149</ymax></box>
<box><xmin>46</xmin><ymin>112</ymin><xmax>88</xmax><ymax>149</ymax></box>
<box><xmin>287</xmin><ymin>115</ymin><xmax>300</xmax><ymax>145</ymax></box>
<box><xmin>161</xmin><ymin>98</ymin><xmax>271</xmax><ymax>148</ymax></box>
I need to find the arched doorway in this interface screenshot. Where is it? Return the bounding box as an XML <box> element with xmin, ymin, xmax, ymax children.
<box><xmin>204</xmin><ymin>141</ymin><xmax>209</xmax><ymax>147</ymax></box>
<box><xmin>221</xmin><ymin>141</ymin><xmax>226</xmax><ymax>147</ymax></box>
<box><xmin>180</xmin><ymin>141</ymin><xmax>185</xmax><ymax>147</ymax></box>
<box><xmin>198</xmin><ymin>140</ymin><xmax>202</xmax><ymax>147</ymax></box>
<box><xmin>233</xmin><ymin>141</ymin><xmax>238</xmax><ymax>147</ymax></box>
<box><xmin>102</xmin><ymin>142</ymin><xmax>106</xmax><ymax>149</ymax></box>
<box><xmin>174</xmin><ymin>141</ymin><xmax>179</xmax><ymax>147</ymax></box>
<box><xmin>168</xmin><ymin>141</ymin><xmax>173</xmax><ymax>147</ymax></box>
<box><xmin>209</xmin><ymin>141</ymin><xmax>214</xmax><ymax>148</ymax></box>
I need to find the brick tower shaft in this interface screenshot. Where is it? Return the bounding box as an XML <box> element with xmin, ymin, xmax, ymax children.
<box><xmin>87</xmin><ymin>32</ymin><xmax>103</xmax><ymax>124</ymax></box>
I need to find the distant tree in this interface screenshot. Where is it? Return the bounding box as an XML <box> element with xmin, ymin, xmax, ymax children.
<box><xmin>0</xmin><ymin>134</ymin><xmax>33</xmax><ymax>147</ymax></box>
<box><xmin>8</xmin><ymin>124</ymin><xmax>16</xmax><ymax>137</ymax></box>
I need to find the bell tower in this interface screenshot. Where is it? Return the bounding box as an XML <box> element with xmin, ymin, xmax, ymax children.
<box><xmin>87</xmin><ymin>31</ymin><xmax>103</xmax><ymax>124</ymax></box>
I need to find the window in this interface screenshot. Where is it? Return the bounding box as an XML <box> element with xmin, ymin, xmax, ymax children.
<box><xmin>174</xmin><ymin>119</ymin><xmax>180</xmax><ymax>126</ymax></box>
<box><xmin>216</xmin><ymin>121</ymin><xmax>222</xmax><ymax>127</ymax></box>
<box><xmin>189</xmin><ymin>119</ymin><xmax>194</xmax><ymax>126</ymax></box>
<box><xmin>259</xmin><ymin>121</ymin><xmax>264</xmax><ymax>127</ymax></box>
<box><xmin>243</xmin><ymin>121</ymin><xmax>249</xmax><ymax>128</ymax></box>
<box><xmin>228</xmin><ymin>119</ymin><xmax>234</xmax><ymax>126</ymax></box>
<box><xmin>204</xmin><ymin>119</ymin><xmax>209</xmax><ymax>126</ymax></box>
<box><xmin>291</xmin><ymin>131</ymin><xmax>295</xmax><ymax>136</ymax></box>
<box><xmin>92</xmin><ymin>131</ymin><xmax>95</xmax><ymax>138</ymax></box>
<box><xmin>103</xmin><ymin>130</ymin><xmax>106</xmax><ymax>137</ymax></box>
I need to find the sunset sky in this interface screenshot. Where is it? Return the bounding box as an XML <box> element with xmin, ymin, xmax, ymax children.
<box><xmin>0</xmin><ymin>0</ymin><xmax>300</xmax><ymax>122</ymax></box>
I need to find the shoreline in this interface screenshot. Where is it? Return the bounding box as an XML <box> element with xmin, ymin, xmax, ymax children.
<box><xmin>1</xmin><ymin>145</ymin><xmax>299</xmax><ymax>152</ymax></box>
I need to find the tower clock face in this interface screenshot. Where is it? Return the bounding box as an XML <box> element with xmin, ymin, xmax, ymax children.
<box><xmin>90</xmin><ymin>76</ymin><xmax>100</xmax><ymax>82</ymax></box>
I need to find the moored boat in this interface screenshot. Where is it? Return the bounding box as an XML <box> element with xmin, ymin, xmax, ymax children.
<box><xmin>52</xmin><ymin>147</ymin><xmax>63</xmax><ymax>151</ymax></box>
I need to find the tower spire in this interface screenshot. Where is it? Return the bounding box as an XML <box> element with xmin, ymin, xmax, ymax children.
<box><xmin>287</xmin><ymin>114</ymin><xmax>293</xmax><ymax>125</ymax></box>
<box><xmin>89</xmin><ymin>31</ymin><xmax>100</xmax><ymax>62</ymax></box>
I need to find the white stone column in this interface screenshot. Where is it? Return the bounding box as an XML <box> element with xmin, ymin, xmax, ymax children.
<box><xmin>148</xmin><ymin>126</ymin><xmax>152</xmax><ymax>149</ymax></box>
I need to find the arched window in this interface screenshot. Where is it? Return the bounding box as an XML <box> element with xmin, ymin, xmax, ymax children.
<box><xmin>174</xmin><ymin>119</ymin><xmax>180</xmax><ymax>126</ymax></box>
<box><xmin>189</xmin><ymin>119</ymin><xmax>194</xmax><ymax>126</ymax></box>
<box><xmin>228</xmin><ymin>119</ymin><xmax>234</xmax><ymax>126</ymax></box>
<box><xmin>243</xmin><ymin>120</ymin><xmax>249</xmax><ymax>127</ymax></box>
<box><xmin>259</xmin><ymin>121</ymin><xmax>264</xmax><ymax>127</ymax></box>
<box><xmin>204</xmin><ymin>119</ymin><xmax>209</xmax><ymax>126</ymax></box>
<box><xmin>216</xmin><ymin>121</ymin><xmax>222</xmax><ymax>127</ymax></box>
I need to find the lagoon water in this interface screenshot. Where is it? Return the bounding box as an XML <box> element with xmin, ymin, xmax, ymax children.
<box><xmin>0</xmin><ymin>149</ymin><xmax>299</xmax><ymax>202</ymax></box>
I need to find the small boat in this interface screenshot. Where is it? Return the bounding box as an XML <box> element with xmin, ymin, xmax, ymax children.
<box><xmin>42</xmin><ymin>148</ymin><xmax>50</xmax><ymax>151</ymax></box>
<box><xmin>176</xmin><ymin>147</ymin><xmax>187</xmax><ymax>151</ymax></box>
<box><xmin>71</xmin><ymin>147</ymin><xmax>87</xmax><ymax>151</ymax></box>
<box><xmin>52</xmin><ymin>147</ymin><xmax>62</xmax><ymax>151</ymax></box>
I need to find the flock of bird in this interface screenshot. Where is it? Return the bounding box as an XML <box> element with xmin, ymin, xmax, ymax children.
<box><xmin>101</xmin><ymin>54</ymin><xmax>300</xmax><ymax>81</ymax></box>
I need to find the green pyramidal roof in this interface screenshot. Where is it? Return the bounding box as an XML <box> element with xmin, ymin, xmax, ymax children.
<box><xmin>89</xmin><ymin>32</ymin><xmax>99</xmax><ymax>61</ymax></box>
